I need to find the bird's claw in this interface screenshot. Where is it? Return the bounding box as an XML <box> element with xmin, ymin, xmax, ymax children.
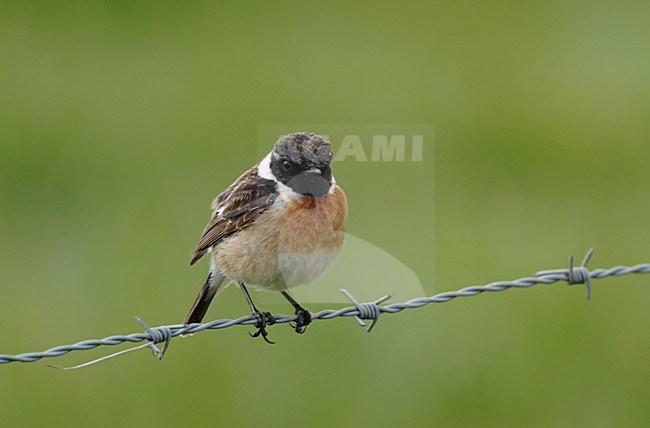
<box><xmin>289</xmin><ymin>307</ymin><xmax>311</xmax><ymax>334</ymax></box>
<box><xmin>250</xmin><ymin>311</ymin><xmax>275</xmax><ymax>344</ymax></box>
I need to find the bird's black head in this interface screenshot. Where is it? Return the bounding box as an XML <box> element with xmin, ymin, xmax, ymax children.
<box><xmin>270</xmin><ymin>132</ymin><xmax>333</xmax><ymax>196</ymax></box>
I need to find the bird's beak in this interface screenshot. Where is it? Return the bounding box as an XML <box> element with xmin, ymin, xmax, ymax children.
<box><xmin>305</xmin><ymin>168</ymin><xmax>321</xmax><ymax>175</ymax></box>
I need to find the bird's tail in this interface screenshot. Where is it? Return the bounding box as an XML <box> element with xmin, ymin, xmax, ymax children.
<box><xmin>183</xmin><ymin>270</ymin><xmax>227</xmax><ymax>326</ymax></box>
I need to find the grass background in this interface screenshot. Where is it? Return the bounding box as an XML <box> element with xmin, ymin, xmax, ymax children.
<box><xmin>1</xmin><ymin>1</ymin><xmax>649</xmax><ymax>427</ymax></box>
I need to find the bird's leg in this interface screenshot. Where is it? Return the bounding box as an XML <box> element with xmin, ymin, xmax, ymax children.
<box><xmin>281</xmin><ymin>291</ymin><xmax>312</xmax><ymax>334</ymax></box>
<box><xmin>239</xmin><ymin>282</ymin><xmax>275</xmax><ymax>344</ymax></box>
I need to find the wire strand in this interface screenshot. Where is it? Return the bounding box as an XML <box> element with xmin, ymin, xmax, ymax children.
<box><xmin>1</xmin><ymin>249</ymin><xmax>649</xmax><ymax>366</ymax></box>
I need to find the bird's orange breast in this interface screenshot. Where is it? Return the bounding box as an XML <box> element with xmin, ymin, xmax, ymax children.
<box><xmin>280</xmin><ymin>185</ymin><xmax>348</xmax><ymax>254</ymax></box>
<box><xmin>212</xmin><ymin>185</ymin><xmax>348</xmax><ymax>290</ymax></box>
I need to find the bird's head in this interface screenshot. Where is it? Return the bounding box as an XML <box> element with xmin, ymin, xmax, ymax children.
<box><xmin>268</xmin><ymin>132</ymin><xmax>334</xmax><ymax>196</ymax></box>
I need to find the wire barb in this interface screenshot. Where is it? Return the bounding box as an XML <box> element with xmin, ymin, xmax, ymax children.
<box><xmin>135</xmin><ymin>317</ymin><xmax>172</xmax><ymax>360</ymax></box>
<box><xmin>536</xmin><ymin>247</ymin><xmax>594</xmax><ymax>300</ymax></box>
<box><xmin>339</xmin><ymin>288</ymin><xmax>392</xmax><ymax>332</ymax></box>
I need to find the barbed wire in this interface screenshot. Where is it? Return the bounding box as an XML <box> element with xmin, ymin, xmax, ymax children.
<box><xmin>1</xmin><ymin>248</ymin><xmax>649</xmax><ymax>366</ymax></box>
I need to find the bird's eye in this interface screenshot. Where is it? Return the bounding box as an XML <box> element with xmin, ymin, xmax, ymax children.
<box><xmin>282</xmin><ymin>160</ymin><xmax>292</xmax><ymax>171</ymax></box>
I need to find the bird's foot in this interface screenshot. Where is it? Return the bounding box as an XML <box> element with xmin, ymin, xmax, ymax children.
<box><xmin>249</xmin><ymin>310</ymin><xmax>276</xmax><ymax>344</ymax></box>
<box><xmin>289</xmin><ymin>307</ymin><xmax>312</xmax><ymax>334</ymax></box>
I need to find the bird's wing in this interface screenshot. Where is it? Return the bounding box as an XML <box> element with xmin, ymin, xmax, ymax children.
<box><xmin>190</xmin><ymin>166</ymin><xmax>278</xmax><ymax>265</ymax></box>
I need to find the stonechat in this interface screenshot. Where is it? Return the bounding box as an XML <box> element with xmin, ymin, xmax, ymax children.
<box><xmin>183</xmin><ymin>132</ymin><xmax>348</xmax><ymax>342</ymax></box>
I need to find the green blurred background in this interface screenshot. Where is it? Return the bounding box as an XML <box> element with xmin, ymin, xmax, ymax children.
<box><xmin>1</xmin><ymin>1</ymin><xmax>649</xmax><ymax>427</ymax></box>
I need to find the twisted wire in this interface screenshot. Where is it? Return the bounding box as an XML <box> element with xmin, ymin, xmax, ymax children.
<box><xmin>1</xmin><ymin>249</ymin><xmax>649</xmax><ymax>365</ymax></box>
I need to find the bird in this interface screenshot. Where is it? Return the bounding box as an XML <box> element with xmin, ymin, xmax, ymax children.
<box><xmin>183</xmin><ymin>132</ymin><xmax>348</xmax><ymax>343</ymax></box>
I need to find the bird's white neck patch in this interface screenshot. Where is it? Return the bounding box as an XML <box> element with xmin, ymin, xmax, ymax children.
<box><xmin>257</xmin><ymin>152</ymin><xmax>276</xmax><ymax>181</ymax></box>
<box><xmin>329</xmin><ymin>174</ymin><xmax>337</xmax><ymax>193</ymax></box>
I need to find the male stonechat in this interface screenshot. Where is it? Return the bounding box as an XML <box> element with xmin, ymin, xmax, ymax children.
<box><xmin>183</xmin><ymin>132</ymin><xmax>348</xmax><ymax>343</ymax></box>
